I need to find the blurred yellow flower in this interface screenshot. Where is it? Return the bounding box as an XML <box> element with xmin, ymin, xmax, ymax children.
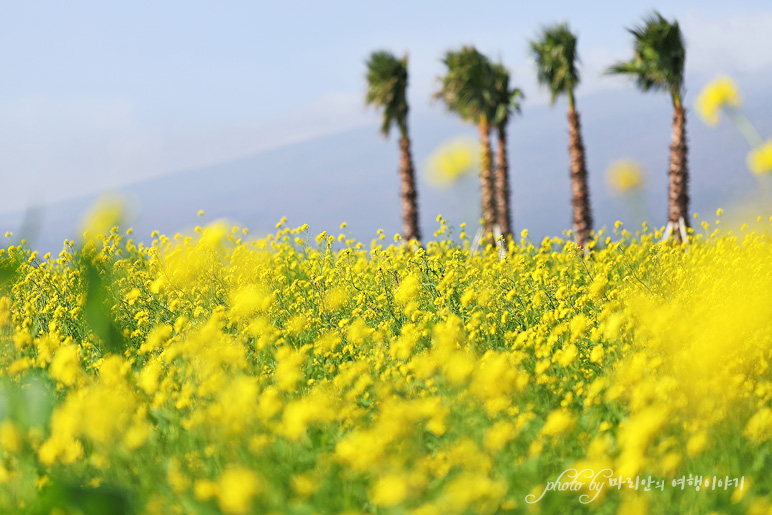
<box><xmin>80</xmin><ymin>196</ymin><xmax>126</xmax><ymax>239</ymax></box>
<box><xmin>695</xmin><ymin>75</ymin><xmax>741</xmax><ymax>126</ymax></box>
<box><xmin>230</xmin><ymin>284</ymin><xmax>274</xmax><ymax>319</ymax></box>
<box><xmin>217</xmin><ymin>466</ymin><xmax>260</xmax><ymax>515</ymax></box>
<box><xmin>292</xmin><ymin>473</ymin><xmax>320</xmax><ymax>498</ymax></box>
<box><xmin>370</xmin><ymin>473</ymin><xmax>409</xmax><ymax>507</ymax></box>
<box><xmin>138</xmin><ymin>359</ymin><xmax>162</xmax><ymax>395</ymax></box>
<box><xmin>747</xmin><ymin>139</ymin><xmax>772</xmax><ymax>175</ymax></box>
<box><xmin>49</xmin><ymin>345</ymin><xmax>80</xmax><ymax>386</ymax></box>
<box><xmin>199</xmin><ymin>220</ymin><xmax>229</xmax><ymax>249</ymax></box>
<box><xmin>194</xmin><ymin>479</ymin><xmax>218</xmax><ymax>501</ymax></box>
<box><xmin>484</xmin><ymin>420</ymin><xmax>517</xmax><ymax>452</ymax></box>
<box><xmin>275</xmin><ymin>346</ymin><xmax>306</xmax><ymax>392</ymax></box>
<box><xmin>540</xmin><ymin>409</ymin><xmax>576</xmax><ymax>437</ymax></box>
<box><xmin>743</xmin><ymin>407</ymin><xmax>772</xmax><ymax>444</ymax></box>
<box><xmin>0</xmin><ymin>421</ymin><xmax>21</xmax><ymax>454</ymax></box>
<box><xmin>323</xmin><ymin>286</ymin><xmax>347</xmax><ymax>312</ymax></box>
<box><xmin>394</xmin><ymin>273</ymin><xmax>420</xmax><ymax>305</ymax></box>
<box><xmin>606</xmin><ymin>160</ymin><xmax>644</xmax><ymax>193</ymax></box>
<box><xmin>427</xmin><ymin>136</ymin><xmax>479</xmax><ymax>187</ymax></box>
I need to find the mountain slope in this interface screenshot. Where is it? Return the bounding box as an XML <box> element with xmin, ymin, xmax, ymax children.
<box><xmin>2</xmin><ymin>83</ymin><xmax>770</xmax><ymax>253</ymax></box>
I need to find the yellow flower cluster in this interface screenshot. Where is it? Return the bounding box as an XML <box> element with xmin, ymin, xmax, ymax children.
<box><xmin>426</xmin><ymin>136</ymin><xmax>479</xmax><ymax>187</ymax></box>
<box><xmin>747</xmin><ymin>139</ymin><xmax>772</xmax><ymax>175</ymax></box>
<box><xmin>696</xmin><ymin>75</ymin><xmax>771</xmax><ymax>177</ymax></box>
<box><xmin>0</xmin><ymin>210</ymin><xmax>771</xmax><ymax>513</ymax></box>
<box><xmin>695</xmin><ymin>75</ymin><xmax>741</xmax><ymax>126</ymax></box>
<box><xmin>606</xmin><ymin>160</ymin><xmax>644</xmax><ymax>193</ymax></box>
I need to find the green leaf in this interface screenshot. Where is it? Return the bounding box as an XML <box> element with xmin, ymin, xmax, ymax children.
<box><xmin>36</xmin><ymin>479</ymin><xmax>135</xmax><ymax>515</ymax></box>
<box><xmin>0</xmin><ymin>374</ymin><xmax>55</xmax><ymax>430</ymax></box>
<box><xmin>82</xmin><ymin>260</ymin><xmax>127</xmax><ymax>355</ymax></box>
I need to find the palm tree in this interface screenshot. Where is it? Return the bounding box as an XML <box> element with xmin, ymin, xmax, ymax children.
<box><xmin>490</xmin><ymin>63</ymin><xmax>524</xmax><ymax>243</ymax></box>
<box><xmin>435</xmin><ymin>46</ymin><xmax>498</xmax><ymax>242</ymax></box>
<box><xmin>365</xmin><ymin>50</ymin><xmax>421</xmax><ymax>243</ymax></box>
<box><xmin>530</xmin><ymin>23</ymin><xmax>593</xmax><ymax>248</ymax></box>
<box><xmin>608</xmin><ymin>12</ymin><xmax>688</xmax><ymax>242</ymax></box>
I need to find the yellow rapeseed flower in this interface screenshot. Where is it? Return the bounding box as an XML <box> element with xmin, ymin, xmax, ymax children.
<box><xmin>286</xmin><ymin>314</ymin><xmax>309</xmax><ymax>335</ymax></box>
<box><xmin>323</xmin><ymin>287</ymin><xmax>348</xmax><ymax>312</ymax></box>
<box><xmin>230</xmin><ymin>284</ymin><xmax>274</xmax><ymax>319</ymax></box>
<box><xmin>49</xmin><ymin>345</ymin><xmax>80</xmax><ymax>386</ymax></box>
<box><xmin>743</xmin><ymin>407</ymin><xmax>772</xmax><ymax>444</ymax></box>
<box><xmin>199</xmin><ymin>220</ymin><xmax>229</xmax><ymax>249</ymax></box>
<box><xmin>0</xmin><ymin>296</ymin><xmax>11</xmax><ymax>328</ymax></box>
<box><xmin>0</xmin><ymin>421</ymin><xmax>21</xmax><ymax>453</ymax></box>
<box><xmin>138</xmin><ymin>359</ymin><xmax>163</xmax><ymax>395</ymax></box>
<box><xmin>275</xmin><ymin>346</ymin><xmax>306</xmax><ymax>392</ymax></box>
<box><xmin>606</xmin><ymin>160</ymin><xmax>644</xmax><ymax>194</ymax></box>
<box><xmin>194</xmin><ymin>479</ymin><xmax>218</xmax><ymax>501</ymax></box>
<box><xmin>394</xmin><ymin>273</ymin><xmax>421</xmax><ymax>305</ymax></box>
<box><xmin>695</xmin><ymin>75</ymin><xmax>741</xmax><ymax>126</ymax></box>
<box><xmin>292</xmin><ymin>473</ymin><xmax>320</xmax><ymax>498</ymax></box>
<box><xmin>483</xmin><ymin>420</ymin><xmax>517</xmax><ymax>452</ymax></box>
<box><xmin>426</xmin><ymin>136</ymin><xmax>479</xmax><ymax>187</ymax></box>
<box><xmin>540</xmin><ymin>409</ymin><xmax>576</xmax><ymax>437</ymax></box>
<box><xmin>747</xmin><ymin>139</ymin><xmax>772</xmax><ymax>175</ymax></box>
<box><xmin>5</xmin><ymin>190</ymin><xmax>772</xmax><ymax>513</ymax></box>
<box><xmin>80</xmin><ymin>196</ymin><xmax>126</xmax><ymax>239</ymax></box>
<box><xmin>370</xmin><ymin>473</ymin><xmax>410</xmax><ymax>507</ymax></box>
<box><xmin>217</xmin><ymin>467</ymin><xmax>260</xmax><ymax>515</ymax></box>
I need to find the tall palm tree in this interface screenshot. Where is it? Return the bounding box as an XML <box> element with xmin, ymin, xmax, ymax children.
<box><xmin>435</xmin><ymin>46</ymin><xmax>498</xmax><ymax>242</ymax></box>
<box><xmin>365</xmin><ymin>50</ymin><xmax>421</xmax><ymax>243</ymax></box>
<box><xmin>490</xmin><ymin>63</ymin><xmax>524</xmax><ymax>243</ymax></box>
<box><xmin>608</xmin><ymin>12</ymin><xmax>688</xmax><ymax>242</ymax></box>
<box><xmin>530</xmin><ymin>23</ymin><xmax>593</xmax><ymax>248</ymax></box>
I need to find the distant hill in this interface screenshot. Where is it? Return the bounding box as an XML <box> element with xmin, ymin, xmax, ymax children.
<box><xmin>2</xmin><ymin>84</ymin><xmax>770</xmax><ymax>254</ymax></box>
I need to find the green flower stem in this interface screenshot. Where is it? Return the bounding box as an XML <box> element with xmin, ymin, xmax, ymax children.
<box><xmin>726</xmin><ymin>107</ymin><xmax>763</xmax><ymax>148</ymax></box>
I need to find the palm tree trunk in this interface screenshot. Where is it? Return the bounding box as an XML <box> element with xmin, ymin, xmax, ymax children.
<box><xmin>495</xmin><ymin>125</ymin><xmax>513</xmax><ymax>243</ymax></box>
<box><xmin>399</xmin><ymin>136</ymin><xmax>421</xmax><ymax>243</ymax></box>
<box><xmin>567</xmin><ymin>106</ymin><xmax>593</xmax><ymax>249</ymax></box>
<box><xmin>478</xmin><ymin>119</ymin><xmax>497</xmax><ymax>243</ymax></box>
<box><xmin>667</xmin><ymin>104</ymin><xmax>689</xmax><ymax>241</ymax></box>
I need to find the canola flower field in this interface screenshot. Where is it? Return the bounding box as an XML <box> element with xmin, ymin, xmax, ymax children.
<box><xmin>1</xmin><ymin>211</ymin><xmax>772</xmax><ymax>515</ymax></box>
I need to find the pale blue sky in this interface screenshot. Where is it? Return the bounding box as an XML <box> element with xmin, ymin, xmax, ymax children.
<box><xmin>1</xmin><ymin>1</ymin><xmax>771</xmax><ymax>213</ymax></box>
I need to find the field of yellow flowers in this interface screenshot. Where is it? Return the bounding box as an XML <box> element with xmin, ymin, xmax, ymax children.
<box><xmin>1</xmin><ymin>211</ymin><xmax>771</xmax><ymax>514</ymax></box>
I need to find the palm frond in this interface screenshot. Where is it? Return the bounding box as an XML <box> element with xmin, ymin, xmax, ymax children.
<box><xmin>607</xmin><ymin>11</ymin><xmax>685</xmax><ymax>99</ymax></box>
<box><xmin>489</xmin><ymin>63</ymin><xmax>524</xmax><ymax>129</ymax></box>
<box><xmin>365</xmin><ymin>50</ymin><xmax>409</xmax><ymax>137</ymax></box>
<box><xmin>435</xmin><ymin>46</ymin><xmax>496</xmax><ymax>125</ymax></box>
<box><xmin>529</xmin><ymin>23</ymin><xmax>579</xmax><ymax>105</ymax></box>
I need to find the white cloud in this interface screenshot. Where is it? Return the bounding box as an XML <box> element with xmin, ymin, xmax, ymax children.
<box><xmin>682</xmin><ymin>10</ymin><xmax>772</xmax><ymax>75</ymax></box>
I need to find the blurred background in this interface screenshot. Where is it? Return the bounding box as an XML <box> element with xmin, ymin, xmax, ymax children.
<box><xmin>1</xmin><ymin>0</ymin><xmax>771</xmax><ymax>251</ymax></box>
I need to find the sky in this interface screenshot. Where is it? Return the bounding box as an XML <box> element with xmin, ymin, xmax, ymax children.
<box><xmin>1</xmin><ymin>0</ymin><xmax>771</xmax><ymax>221</ymax></box>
